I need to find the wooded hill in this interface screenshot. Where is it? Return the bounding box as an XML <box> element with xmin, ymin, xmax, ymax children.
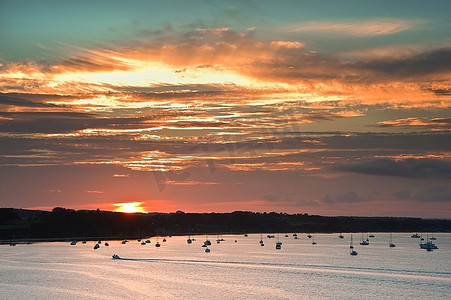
<box><xmin>1</xmin><ymin>207</ymin><xmax>449</xmax><ymax>241</ymax></box>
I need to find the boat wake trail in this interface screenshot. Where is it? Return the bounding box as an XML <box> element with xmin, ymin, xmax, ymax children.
<box><xmin>111</xmin><ymin>256</ymin><xmax>451</xmax><ymax>282</ymax></box>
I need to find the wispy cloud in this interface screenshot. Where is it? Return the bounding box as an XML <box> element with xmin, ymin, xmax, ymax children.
<box><xmin>281</xmin><ymin>18</ymin><xmax>423</xmax><ymax>36</ymax></box>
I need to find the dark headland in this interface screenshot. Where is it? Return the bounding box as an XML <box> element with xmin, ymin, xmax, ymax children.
<box><xmin>1</xmin><ymin>207</ymin><xmax>449</xmax><ymax>243</ymax></box>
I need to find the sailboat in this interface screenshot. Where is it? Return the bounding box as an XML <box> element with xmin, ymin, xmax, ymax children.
<box><xmin>339</xmin><ymin>233</ymin><xmax>344</xmax><ymax>239</ymax></box>
<box><xmin>350</xmin><ymin>234</ymin><xmax>358</xmax><ymax>255</ymax></box>
<box><xmin>259</xmin><ymin>234</ymin><xmax>264</xmax><ymax>246</ymax></box>
<box><xmin>311</xmin><ymin>235</ymin><xmax>317</xmax><ymax>245</ymax></box>
<box><xmin>360</xmin><ymin>233</ymin><xmax>369</xmax><ymax>245</ymax></box>
<box><xmin>187</xmin><ymin>227</ymin><xmax>193</xmax><ymax>244</ymax></box>
<box><xmin>155</xmin><ymin>236</ymin><xmax>161</xmax><ymax>247</ymax></box>
<box><xmin>389</xmin><ymin>233</ymin><xmax>396</xmax><ymax>247</ymax></box>
<box><xmin>429</xmin><ymin>233</ymin><xmax>437</xmax><ymax>240</ymax></box>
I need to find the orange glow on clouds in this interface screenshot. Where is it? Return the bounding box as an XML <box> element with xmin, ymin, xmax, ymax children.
<box><xmin>113</xmin><ymin>202</ymin><xmax>147</xmax><ymax>213</ymax></box>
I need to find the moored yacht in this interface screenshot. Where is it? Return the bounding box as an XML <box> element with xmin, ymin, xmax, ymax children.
<box><xmin>360</xmin><ymin>234</ymin><xmax>369</xmax><ymax>245</ymax></box>
<box><xmin>419</xmin><ymin>235</ymin><xmax>438</xmax><ymax>250</ymax></box>
<box><xmin>389</xmin><ymin>233</ymin><xmax>396</xmax><ymax>248</ymax></box>
<box><xmin>350</xmin><ymin>234</ymin><xmax>358</xmax><ymax>256</ymax></box>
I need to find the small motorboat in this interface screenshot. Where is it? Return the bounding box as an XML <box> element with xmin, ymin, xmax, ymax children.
<box><xmin>112</xmin><ymin>254</ymin><xmax>120</xmax><ymax>259</ymax></box>
<box><xmin>311</xmin><ymin>236</ymin><xmax>317</xmax><ymax>245</ymax></box>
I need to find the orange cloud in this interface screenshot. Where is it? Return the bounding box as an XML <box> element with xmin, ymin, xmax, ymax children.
<box><xmin>379</xmin><ymin>117</ymin><xmax>451</xmax><ymax>131</ymax></box>
<box><xmin>1</xmin><ymin>27</ymin><xmax>450</xmax><ymax>107</ymax></box>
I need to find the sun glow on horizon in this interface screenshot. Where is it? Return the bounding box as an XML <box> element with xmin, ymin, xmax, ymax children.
<box><xmin>113</xmin><ymin>202</ymin><xmax>147</xmax><ymax>213</ymax></box>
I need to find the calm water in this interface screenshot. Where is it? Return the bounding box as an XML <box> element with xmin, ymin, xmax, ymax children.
<box><xmin>1</xmin><ymin>233</ymin><xmax>450</xmax><ymax>299</ymax></box>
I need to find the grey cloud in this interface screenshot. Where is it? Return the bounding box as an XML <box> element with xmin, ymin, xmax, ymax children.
<box><xmin>322</xmin><ymin>191</ymin><xmax>365</xmax><ymax>204</ymax></box>
<box><xmin>392</xmin><ymin>186</ymin><xmax>451</xmax><ymax>203</ymax></box>
<box><xmin>0</xmin><ymin>111</ymin><xmax>157</xmax><ymax>133</ymax></box>
<box><xmin>356</xmin><ymin>47</ymin><xmax>451</xmax><ymax>78</ymax></box>
<box><xmin>0</xmin><ymin>94</ymin><xmax>58</xmax><ymax>108</ymax></box>
<box><xmin>261</xmin><ymin>194</ymin><xmax>279</xmax><ymax>202</ymax></box>
<box><xmin>392</xmin><ymin>189</ymin><xmax>412</xmax><ymax>199</ymax></box>
<box><xmin>337</xmin><ymin>158</ymin><xmax>451</xmax><ymax>179</ymax></box>
<box><xmin>414</xmin><ymin>186</ymin><xmax>451</xmax><ymax>202</ymax></box>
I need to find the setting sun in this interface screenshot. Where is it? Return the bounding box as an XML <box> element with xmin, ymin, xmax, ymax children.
<box><xmin>113</xmin><ymin>202</ymin><xmax>147</xmax><ymax>213</ymax></box>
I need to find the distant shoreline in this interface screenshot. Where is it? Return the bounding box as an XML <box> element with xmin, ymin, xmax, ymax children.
<box><xmin>1</xmin><ymin>208</ymin><xmax>450</xmax><ymax>241</ymax></box>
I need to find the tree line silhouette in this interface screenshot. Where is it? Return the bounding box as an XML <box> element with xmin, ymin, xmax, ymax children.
<box><xmin>0</xmin><ymin>207</ymin><xmax>449</xmax><ymax>241</ymax></box>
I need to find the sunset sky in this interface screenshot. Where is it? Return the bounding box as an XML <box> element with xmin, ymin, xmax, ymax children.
<box><xmin>1</xmin><ymin>0</ymin><xmax>450</xmax><ymax>217</ymax></box>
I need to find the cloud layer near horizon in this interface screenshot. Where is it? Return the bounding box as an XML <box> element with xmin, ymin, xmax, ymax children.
<box><xmin>1</xmin><ymin>4</ymin><xmax>450</xmax><ymax>217</ymax></box>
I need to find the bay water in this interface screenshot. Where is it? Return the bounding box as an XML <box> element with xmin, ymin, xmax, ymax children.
<box><xmin>1</xmin><ymin>233</ymin><xmax>449</xmax><ymax>299</ymax></box>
